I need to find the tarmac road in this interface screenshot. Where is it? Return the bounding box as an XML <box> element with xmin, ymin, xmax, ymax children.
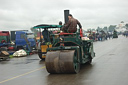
<box><xmin>0</xmin><ymin>35</ymin><xmax>128</xmax><ymax>85</ymax></box>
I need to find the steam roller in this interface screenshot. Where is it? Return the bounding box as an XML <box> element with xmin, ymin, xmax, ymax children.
<box><xmin>32</xmin><ymin>24</ymin><xmax>95</xmax><ymax>73</ymax></box>
<box><xmin>45</xmin><ymin>29</ymin><xmax>95</xmax><ymax>74</ymax></box>
<box><xmin>31</xmin><ymin>10</ymin><xmax>95</xmax><ymax>73</ymax></box>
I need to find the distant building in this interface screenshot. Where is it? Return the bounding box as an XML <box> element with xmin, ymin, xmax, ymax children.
<box><xmin>119</xmin><ymin>21</ymin><xmax>125</xmax><ymax>27</ymax></box>
<box><xmin>116</xmin><ymin>21</ymin><xmax>127</xmax><ymax>33</ymax></box>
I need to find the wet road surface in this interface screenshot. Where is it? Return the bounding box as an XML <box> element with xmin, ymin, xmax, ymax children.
<box><xmin>0</xmin><ymin>35</ymin><xmax>128</xmax><ymax>85</ymax></box>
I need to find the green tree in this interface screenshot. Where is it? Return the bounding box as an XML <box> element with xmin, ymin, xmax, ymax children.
<box><xmin>30</xmin><ymin>27</ymin><xmax>39</xmax><ymax>37</ymax></box>
<box><xmin>125</xmin><ymin>24</ymin><xmax>128</xmax><ymax>28</ymax></box>
<box><xmin>108</xmin><ymin>25</ymin><xmax>116</xmax><ymax>32</ymax></box>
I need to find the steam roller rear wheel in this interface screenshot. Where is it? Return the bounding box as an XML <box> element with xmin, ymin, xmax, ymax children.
<box><xmin>45</xmin><ymin>50</ymin><xmax>80</xmax><ymax>74</ymax></box>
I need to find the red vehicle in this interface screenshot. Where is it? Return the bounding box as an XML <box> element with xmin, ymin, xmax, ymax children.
<box><xmin>0</xmin><ymin>31</ymin><xmax>10</xmax><ymax>47</ymax></box>
<box><xmin>0</xmin><ymin>31</ymin><xmax>11</xmax><ymax>60</ymax></box>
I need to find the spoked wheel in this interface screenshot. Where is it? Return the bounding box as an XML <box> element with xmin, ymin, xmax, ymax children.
<box><xmin>73</xmin><ymin>50</ymin><xmax>80</xmax><ymax>73</ymax></box>
<box><xmin>38</xmin><ymin>50</ymin><xmax>45</xmax><ymax>60</ymax></box>
<box><xmin>45</xmin><ymin>50</ymin><xmax>80</xmax><ymax>74</ymax></box>
<box><xmin>87</xmin><ymin>56</ymin><xmax>92</xmax><ymax>64</ymax></box>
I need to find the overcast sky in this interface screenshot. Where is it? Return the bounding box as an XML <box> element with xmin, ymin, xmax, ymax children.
<box><xmin>0</xmin><ymin>0</ymin><xmax>128</xmax><ymax>31</ymax></box>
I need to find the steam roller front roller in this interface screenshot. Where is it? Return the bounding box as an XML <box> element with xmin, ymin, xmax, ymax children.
<box><xmin>45</xmin><ymin>50</ymin><xmax>80</xmax><ymax>74</ymax></box>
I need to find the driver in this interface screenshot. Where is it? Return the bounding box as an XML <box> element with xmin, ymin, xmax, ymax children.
<box><xmin>62</xmin><ymin>14</ymin><xmax>82</xmax><ymax>33</ymax></box>
<box><xmin>42</xmin><ymin>28</ymin><xmax>50</xmax><ymax>42</ymax></box>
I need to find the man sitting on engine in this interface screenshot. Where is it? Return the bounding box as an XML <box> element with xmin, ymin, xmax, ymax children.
<box><xmin>62</xmin><ymin>14</ymin><xmax>82</xmax><ymax>33</ymax></box>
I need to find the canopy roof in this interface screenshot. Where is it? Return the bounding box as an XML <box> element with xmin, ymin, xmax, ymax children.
<box><xmin>32</xmin><ymin>24</ymin><xmax>62</xmax><ymax>29</ymax></box>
